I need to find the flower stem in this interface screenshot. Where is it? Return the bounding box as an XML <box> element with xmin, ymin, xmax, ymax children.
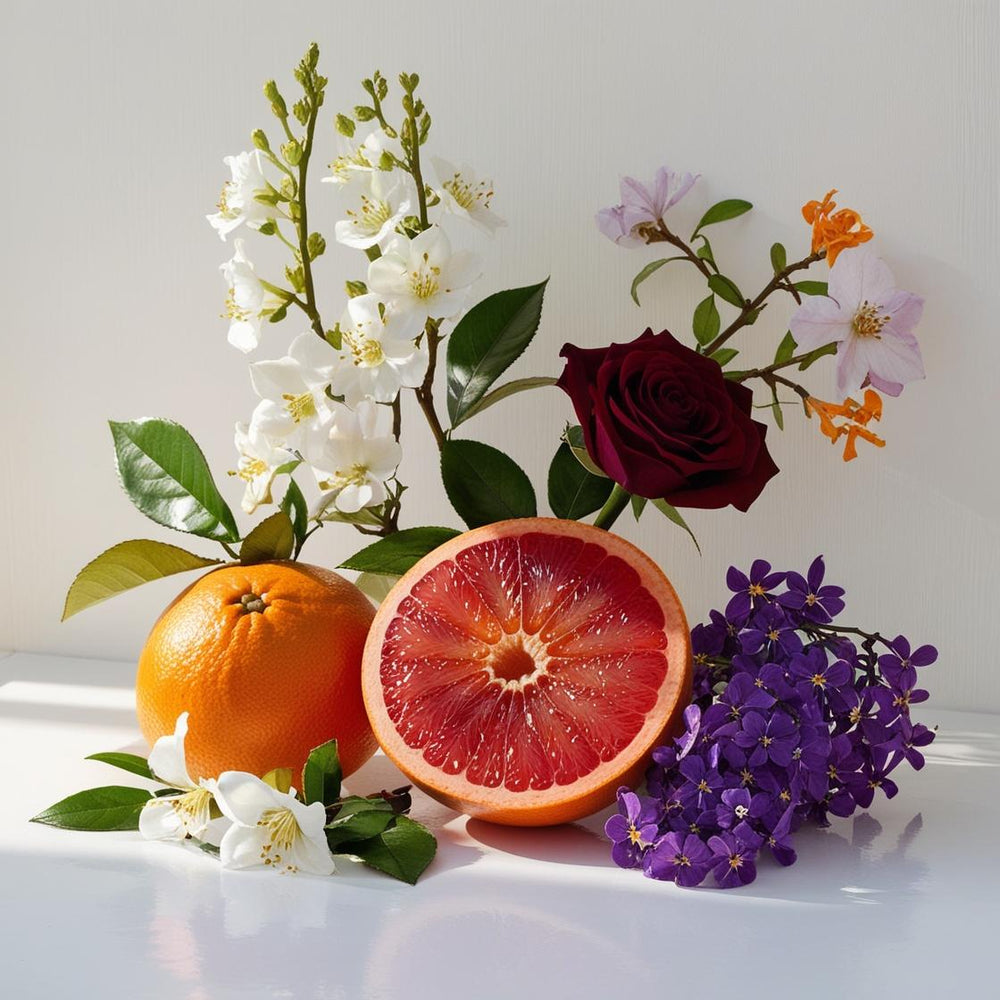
<box><xmin>651</xmin><ymin>222</ymin><xmax>713</xmax><ymax>279</ymax></box>
<box><xmin>593</xmin><ymin>483</ymin><xmax>631</xmax><ymax>530</ymax></box>
<box><xmin>414</xmin><ymin>325</ymin><xmax>446</xmax><ymax>449</ymax></box>
<box><xmin>703</xmin><ymin>252</ymin><xmax>824</xmax><ymax>357</ymax></box>
<box><xmin>295</xmin><ymin>84</ymin><xmax>325</xmax><ymax>342</ymax></box>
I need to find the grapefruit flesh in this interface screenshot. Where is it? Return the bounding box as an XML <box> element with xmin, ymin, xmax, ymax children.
<box><xmin>362</xmin><ymin>518</ymin><xmax>692</xmax><ymax>826</ymax></box>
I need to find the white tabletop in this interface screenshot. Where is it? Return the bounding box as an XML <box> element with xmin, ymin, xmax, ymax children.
<box><xmin>2</xmin><ymin>651</ymin><xmax>996</xmax><ymax>999</ymax></box>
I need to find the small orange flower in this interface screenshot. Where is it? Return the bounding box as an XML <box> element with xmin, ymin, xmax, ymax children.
<box><xmin>805</xmin><ymin>389</ymin><xmax>885</xmax><ymax>461</ymax></box>
<box><xmin>802</xmin><ymin>189</ymin><xmax>873</xmax><ymax>266</ymax></box>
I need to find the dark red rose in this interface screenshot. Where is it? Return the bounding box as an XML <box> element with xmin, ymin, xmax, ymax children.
<box><xmin>557</xmin><ymin>328</ymin><xmax>779</xmax><ymax>510</ymax></box>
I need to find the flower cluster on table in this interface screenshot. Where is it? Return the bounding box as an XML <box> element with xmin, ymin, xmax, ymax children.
<box><xmin>606</xmin><ymin>557</ymin><xmax>937</xmax><ymax>888</ymax></box>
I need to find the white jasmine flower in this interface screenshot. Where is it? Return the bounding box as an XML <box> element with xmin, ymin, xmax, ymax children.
<box><xmin>308</xmin><ymin>400</ymin><xmax>402</xmax><ymax>514</ymax></box>
<box><xmin>432</xmin><ymin>157</ymin><xmax>505</xmax><ymax>234</ymax></box>
<box><xmin>367</xmin><ymin>227</ymin><xmax>480</xmax><ymax>326</ymax></box>
<box><xmin>249</xmin><ymin>332</ymin><xmax>338</xmax><ymax>447</ymax></box>
<box><xmin>214</xmin><ymin>771</ymin><xmax>334</xmax><ymax>876</ymax></box>
<box><xmin>332</xmin><ymin>294</ymin><xmax>427</xmax><ymax>404</ymax></box>
<box><xmin>323</xmin><ymin>129</ymin><xmax>398</xmax><ymax>187</ymax></box>
<box><xmin>231</xmin><ymin>416</ymin><xmax>294</xmax><ymax>514</ymax></box>
<box><xmin>220</xmin><ymin>239</ymin><xmax>282</xmax><ymax>352</ymax></box>
<box><xmin>207</xmin><ymin>151</ymin><xmax>275</xmax><ymax>241</ymax></box>
<box><xmin>139</xmin><ymin>713</ymin><xmax>218</xmax><ymax>842</ymax></box>
<box><xmin>334</xmin><ymin>172</ymin><xmax>411</xmax><ymax>250</ymax></box>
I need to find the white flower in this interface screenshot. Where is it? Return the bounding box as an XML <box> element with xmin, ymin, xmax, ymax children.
<box><xmin>214</xmin><ymin>771</ymin><xmax>335</xmax><ymax>876</ymax></box>
<box><xmin>333</xmin><ymin>172</ymin><xmax>411</xmax><ymax>250</ymax></box>
<box><xmin>367</xmin><ymin>226</ymin><xmax>480</xmax><ymax>325</ymax></box>
<box><xmin>231</xmin><ymin>417</ymin><xmax>293</xmax><ymax>514</ymax></box>
<box><xmin>207</xmin><ymin>151</ymin><xmax>275</xmax><ymax>241</ymax></box>
<box><xmin>308</xmin><ymin>400</ymin><xmax>402</xmax><ymax>514</ymax></box>
<box><xmin>432</xmin><ymin>157</ymin><xmax>505</xmax><ymax>234</ymax></box>
<box><xmin>323</xmin><ymin>129</ymin><xmax>398</xmax><ymax>187</ymax></box>
<box><xmin>331</xmin><ymin>294</ymin><xmax>427</xmax><ymax>405</ymax></box>
<box><xmin>139</xmin><ymin>713</ymin><xmax>218</xmax><ymax>842</ymax></box>
<box><xmin>220</xmin><ymin>239</ymin><xmax>282</xmax><ymax>352</ymax></box>
<box><xmin>249</xmin><ymin>332</ymin><xmax>338</xmax><ymax>447</ymax></box>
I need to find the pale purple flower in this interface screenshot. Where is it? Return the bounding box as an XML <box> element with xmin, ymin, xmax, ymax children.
<box><xmin>596</xmin><ymin>165</ymin><xmax>699</xmax><ymax>246</ymax></box>
<box><xmin>788</xmin><ymin>246</ymin><xmax>925</xmax><ymax>397</ymax></box>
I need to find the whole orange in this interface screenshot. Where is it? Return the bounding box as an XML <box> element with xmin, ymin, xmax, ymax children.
<box><xmin>136</xmin><ymin>561</ymin><xmax>377</xmax><ymax>781</ymax></box>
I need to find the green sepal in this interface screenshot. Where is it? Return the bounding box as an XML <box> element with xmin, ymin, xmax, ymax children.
<box><xmin>631</xmin><ymin>495</ymin><xmax>648</xmax><ymax>520</ymax></box>
<box><xmin>650</xmin><ymin>499</ymin><xmax>701</xmax><ymax>553</ymax></box>
<box><xmin>62</xmin><ymin>539</ymin><xmax>222</xmax><ymax>621</ymax></box>
<box><xmin>562</xmin><ymin>425</ymin><xmax>607</xmax><ymax>478</ymax></box>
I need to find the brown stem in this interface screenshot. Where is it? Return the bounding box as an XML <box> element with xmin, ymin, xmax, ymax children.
<box><xmin>733</xmin><ymin>350</ymin><xmax>830</xmax><ymax>383</ymax></box>
<box><xmin>703</xmin><ymin>251</ymin><xmax>824</xmax><ymax>356</ymax></box>
<box><xmin>651</xmin><ymin>221</ymin><xmax>713</xmax><ymax>279</ymax></box>
<box><xmin>414</xmin><ymin>320</ymin><xmax>446</xmax><ymax>449</ymax></box>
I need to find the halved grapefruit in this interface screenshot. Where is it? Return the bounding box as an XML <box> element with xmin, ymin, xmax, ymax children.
<box><xmin>361</xmin><ymin>518</ymin><xmax>692</xmax><ymax>826</ymax></box>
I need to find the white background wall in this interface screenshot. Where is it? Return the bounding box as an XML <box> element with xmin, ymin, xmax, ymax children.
<box><xmin>3</xmin><ymin>0</ymin><xmax>998</xmax><ymax>711</ymax></box>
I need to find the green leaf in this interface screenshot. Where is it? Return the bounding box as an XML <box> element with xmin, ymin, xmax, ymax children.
<box><xmin>239</xmin><ymin>511</ymin><xmax>294</xmax><ymax>564</ymax></box>
<box><xmin>631</xmin><ymin>495</ymin><xmax>648</xmax><ymax>520</ymax></box>
<box><xmin>196</xmin><ymin>840</ymin><xmax>221</xmax><ymax>858</ymax></box>
<box><xmin>794</xmin><ymin>280</ymin><xmax>829</xmax><ymax>296</ymax></box>
<box><xmin>440</xmin><ymin>440</ymin><xmax>537</xmax><ymax>529</ymax></box>
<box><xmin>84</xmin><ymin>752</ymin><xmax>153</xmax><ymax>780</ymax></box>
<box><xmin>770</xmin><ymin>242</ymin><xmax>787</xmax><ymax>273</ymax></box>
<box><xmin>563</xmin><ymin>425</ymin><xmax>607</xmax><ymax>478</ymax></box>
<box><xmin>547</xmin><ymin>443</ymin><xmax>613</xmax><ymax>520</ymax></box>
<box><xmin>797</xmin><ymin>342</ymin><xmax>838</xmax><ymax>370</ymax></box>
<box><xmin>456</xmin><ymin>376</ymin><xmax>557</xmax><ymax>423</ymax></box>
<box><xmin>355</xmin><ymin>572</ymin><xmax>400</xmax><ymax>605</ymax></box>
<box><xmin>709</xmin><ymin>348</ymin><xmax>739</xmax><ymax>367</ymax></box>
<box><xmin>446</xmin><ymin>280</ymin><xmax>548</xmax><ymax>427</ymax></box>
<box><xmin>774</xmin><ymin>331</ymin><xmax>797</xmax><ymax>365</ymax></box>
<box><xmin>109</xmin><ymin>419</ymin><xmax>240</xmax><ymax>541</ymax></box>
<box><xmin>62</xmin><ymin>539</ymin><xmax>222</xmax><ymax>621</ymax></box>
<box><xmin>325</xmin><ymin>796</ymin><xmax>396</xmax><ymax>849</ymax></box>
<box><xmin>280</xmin><ymin>478</ymin><xmax>309</xmax><ymax>548</ymax></box>
<box><xmin>339</xmin><ymin>527</ymin><xmax>460</xmax><ymax>575</ymax></box>
<box><xmin>302</xmin><ymin>739</ymin><xmax>342</xmax><ymax>807</ymax></box>
<box><xmin>692</xmin><ymin>295</ymin><xmax>721</xmax><ymax>347</ymax></box>
<box><xmin>349</xmin><ymin>815</ymin><xmax>437</xmax><ymax>885</ymax></box>
<box><xmin>695</xmin><ymin>236</ymin><xmax>716</xmax><ymax>268</ymax></box>
<box><xmin>629</xmin><ymin>256</ymin><xmax>686</xmax><ymax>306</ymax></box>
<box><xmin>30</xmin><ymin>786</ymin><xmax>151</xmax><ymax>831</ymax></box>
<box><xmin>692</xmin><ymin>199</ymin><xmax>752</xmax><ymax>236</ymax></box>
<box><xmin>707</xmin><ymin>274</ymin><xmax>745</xmax><ymax>309</ymax></box>
<box><xmin>650</xmin><ymin>499</ymin><xmax>701</xmax><ymax>554</ymax></box>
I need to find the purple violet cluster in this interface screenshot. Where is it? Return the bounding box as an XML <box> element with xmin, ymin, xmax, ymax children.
<box><xmin>606</xmin><ymin>556</ymin><xmax>938</xmax><ymax>888</ymax></box>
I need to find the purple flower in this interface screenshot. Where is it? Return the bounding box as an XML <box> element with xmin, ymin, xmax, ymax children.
<box><xmin>740</xmin><ymin>604</ymin><xmax>803</xmax><ymax>658</ymax></box>
<box><xmin>764</xmin><ymin>806</ymin><xmax>798</xmax><ymax>867</ymax></box>
<box><xmin>677</xmin><ymin>755</ymin><xmax>724</xmax><ymax>811</ymax></box>
<box><xmin>725</xmin><ymin>560</ymin><xmax>786</xmax><ymax>622</ymax></box>
<box><xmin>842</xmin><ymin>747</ymin><xmax>900</xmax><ymax>810</ymax></box>
<box><xmin>716</xmin><ymin>787</ymin><xmax>770</xmax><ymax>831</ymax></box>
<box><xmin>605</xmin><ymin>787</ymin><xmax>661</xmax><ymax>868</ymax></box>
<box><xmin>596</xmin><ymin>166</ymin><xmax>699</xmax><ymax>247</ymax></box>
<box><xmin>789</xmin><ymin>648</ymin><xmax>853</xmax><ymax>698</ymax></box>
<box><xmin>734</xmin><ymin>711</ymin><xmax>798</xmax><ymax>768</ymax></box>
<box><xmin>788</xmin><ymin>246</ymin><xmax>925</xmax><ymax>397</ymax></box>
<box><xmin>643</xmin><ymin>832</ymin><xmax>713</xmax><ymax>886</ymax></box>
<box><xmin>708</xmin><ymin>831</ymin><xmax>759</xmax><ymax>888</ymax></box>
<box><xmin>777</xmin><ymin>556</ymin><xmax>845</xmax><ymax>623</ymax></box>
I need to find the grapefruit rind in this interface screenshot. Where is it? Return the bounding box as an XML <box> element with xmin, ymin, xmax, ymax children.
<box><xmin>361</xmin><ymin>518</ymin><xmax>692</xmax><ymax>826</ymax></box>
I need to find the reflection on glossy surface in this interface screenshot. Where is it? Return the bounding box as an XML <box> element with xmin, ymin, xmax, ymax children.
<box><xmin>2</xmin><ymin>654</ymin><xmax>999</xmax><ymax>997</ymax></box>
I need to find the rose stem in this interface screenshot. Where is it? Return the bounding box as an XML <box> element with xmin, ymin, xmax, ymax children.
<box><xmin>593</xmin><ymin>483</ymin><xmax>631</xmax><ymax>531</ymax></box>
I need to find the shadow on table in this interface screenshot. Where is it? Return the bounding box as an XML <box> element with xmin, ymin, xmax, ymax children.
<box><xmin>464</xmin><ymin>813</ymin><xmax>618</xmax><ymax>868</ymax></box>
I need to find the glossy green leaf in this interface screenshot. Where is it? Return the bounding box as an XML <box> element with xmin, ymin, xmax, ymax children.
<box><xmin>339</xmin><ymin>527</ymin><xmax>460</xmax><ymax>575</ymax></box>
<box><xmin>770</xmin><ymin>242</ymin><xmax>787</xmax><ymax>273</ymax></box>
<box><xmin>709</xmin><ymin>348</ymin><xmax>739</xmax><ymax>367</ymax></box>
<box><xmin>302</xmin><ymin>739</ymin><xmax>342</xmax><ymax>807</ymax></box>
<box><xmin>651</xmin><ymin>499</ymin><xmax>701</xmax><ymax>553</ymax></box>
<box><xmin>457</xmin><ymin>376</ymin><xmax>558</xmax><ymax>423</ymax></box>
<box><xmin>325</xmin><ymin>796</ymin><xmax>396</xmax><ymax>849</ymax></box>
<box><xmin>349</xmin><ymin>815</ymin><xmax>437</xmax><ymax>884</ymax></box>
<box><xmin>707</xmin><ymin>274</ymin><xmax>745</xmax><ymax>309</ymax></box>
<box><xmin>440</xmin><ymin>440</ymin><xmax>537</xmax><ymax>528</ymax></box>
<box><xmin>280</xmin><ymin>478</ymin><xmax>309</xmax><ymax>548</ymax></box>
<box><xmin>631</xmin><ymin>495</ymin><xmax>648</xmax><ymax>520</ymax></box>
<box><xmin>84</xmin><ymin>752</ymin><xmax>153</xmax><ymax>780</ymax></box>
<box><xmin>239</xmin><ymin>511</ymin><xmax>294</xmax><ymax>564</ymax></box>
<box><xmin>30</xmin><ymin>786</ymin><xmax>150</xmax><ymax>831</ymax></box>
<box><xmin>62</xmin><ymin>539</ymin><xmax>222</xmax><ymax>621</ymax></box>
<box><xmin>629</xmin><ymin>256</ymin><xmax>686</xmax><ymax>306</ymax></box>
<box><xmin>547</xmin><ymin>443</ymin><xmax>613</xmax><ymax>520</ymax></box>
<box><xmin>563</xmin><ymin>425</ymin><xmax>607</xmax><ymax>478</ymax></box>
<box><xmin>692</xmin><ymin>295</ymin><xmax>721</xmax><ymax>346</ymax></box>
<box><xmin>794</xmin><ymin>280</ymin><xmax>829</xmax><ymax>296</ymax></box>
<box><xmin>695</xmin><ymin>236</ymin><xmax>716</xmax><ymax>267</ymax></box>
<box><xmin>109</xmin><ymin>419</ymin><xmax>240</xmax><ymax>541</ymax></box>
<box><xmin>797</xmin><ymin>342</ymin><xmax>838</xmax><ymax>370</ymax></box>
<box><xmin>446</xmin><ymin>280</ymin><xmax>548</xmax><ymax>426</ymax></box>
<box><xmin>692</xmin><ymin>199</ymin><xmax>753</xmax><ymax>236</ymax></box>
<box><xmin>774</xmin><ymin>331</ymin><xmax>797</xmax><ymax>365</ymax></box>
